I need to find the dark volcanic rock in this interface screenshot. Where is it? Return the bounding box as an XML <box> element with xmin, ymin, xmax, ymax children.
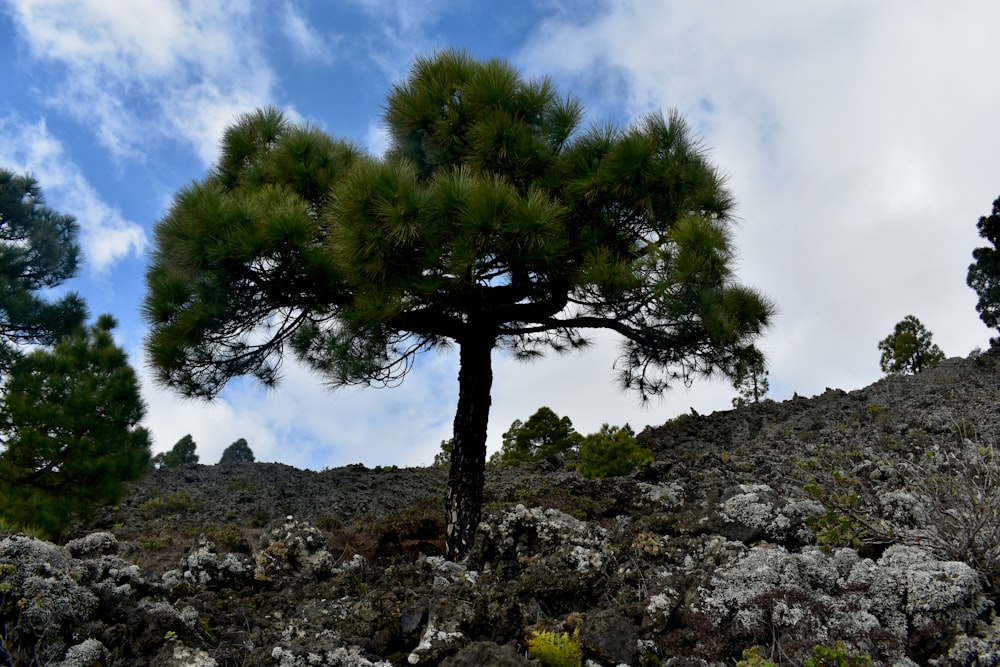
<box><xmin>1</xmin><ymin>348</ymin><xmax>999</xmax><ymax>665</ymax></box>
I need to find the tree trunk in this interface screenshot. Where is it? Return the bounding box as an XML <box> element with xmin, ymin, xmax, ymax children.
<box><xmin>445</xmin><ymin>336</ymin><xmax>494</xmax><ymax>560</ymax></box>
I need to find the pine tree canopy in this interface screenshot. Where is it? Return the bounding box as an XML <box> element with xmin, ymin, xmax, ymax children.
<box><xmin>153</xmin><ymin>434</ymin><xmax>199</xmax><ymax>468</ymax></box>
<box><xmin>0</xmin><ymin>168</ymin><xmax>87</xmax><ymax>371</ymax></box>
<box><xmin>0</xmin><ymin>314</ymin><xmax>151</xmax><ymax>538</ymax></box>
<box><xmin>143</xmin><ymin>50</ymin><xmax>774</xmax><ymax>559</ymax></box>
<box><xmin>495</xmin><ymin>406</ymin><xmax>582</xmax><ymax>467</ymax></box>
<box><xmin>967</xmin><ymin>196</ymin><xmax>1000</xmax><ymax>335</ymax></box>
<box><xmin>219</xmin><ymin>437</ymin><xmax>255</xmax><ymax>464</ymax></box>
<box><xmin>878</xmin><ymin>315</ymin><xmax>945</xmax><ymax>376</ymax></box>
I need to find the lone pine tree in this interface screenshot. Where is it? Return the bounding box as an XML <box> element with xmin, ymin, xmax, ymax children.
<box><xmin>967</xmin><ymin>196</ymin><xmax>1000</xmax><ymax>339</ymax></box>
<box><xmin>493</xmin><ymin>406</ymin><xmax>583</xmax><ymax>467</ymax></box>
<box><xmin>143</xmin><ymin>50</ymin><xmax>773</xmax><ymax>560</ymax></box>
<box><xmin>219</xmin><ymin>438</ymin><xmax>255</xmax><ymax>464</ymax></box>
<box><xmin>153</xmin><ymin>434</ymin><xmax>199</xmax><ymax>468</ymax></box>
<box><xmin>878</xmin><ymin>315</ymin><xmax>945</xmax><ymax>376</ymax></box>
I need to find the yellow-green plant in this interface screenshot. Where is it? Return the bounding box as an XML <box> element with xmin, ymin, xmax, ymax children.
<box><xmin>737</xmin><ymin>646</ymin><xmax>776</xmax><ymax>667</ymax></box>
<box><xmin>738</xmin><ymin>642</ymin><xmax>873</xmax><ymax>667</ymax></box>
<box><xmin>527</xmin><ymin>628</ymin><xmax>582</xmax><ymax>667</ymax></box>
<box><xmin>803</xmin><ymin>641</ymin><xmax>873</xmax><ymax>667</ymax></box>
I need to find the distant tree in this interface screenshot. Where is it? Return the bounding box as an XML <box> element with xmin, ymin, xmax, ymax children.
<box><xmin>433</xmin><ymin>439</ymin><xmax>454</xmax><ymax>467</ymax></box>
<box><xmin>731</xmin><ymin>347</ymin><xmax>769</xmax><ymax>407</ymax></box>
<box><xmin>218</xmin><ymin>437</ymin><xmax>255</xmax><ymax>464</ymax></box>
<box><xmin>578</xmin><ymin>424</ymin><xmax>653</xmax><ymax>479</ymax></box>
<box><xmin>878</xmin><ymin>315</ymin><xmax>945</xmax><ymax>375</ymax></box>
<box><xmin>153</xmin><ymin>434</ymin><xmax>199</xmax><ymax>468</ymax></box>
<box><xmin>0</xmin><ymin>315</ymin><xmax>151</xmax><ymax>539</ymax></box>
<box><xmin>967</xmin><ymin>196</ymin><xmax>1000</xmax><ymax>340</ymax></box>
<box><xmin>491</xmin><ymin>407</ymin><xmax>583</xmax><ymax>467</ymax></box>
<box><xmin>142</xmin><ymin>51</ymin><xmax>773</xmax><ymax>560</ymax></box>
<box><xmin>0</xmin><ymin>168</ymin><xmax>87</xmax><ymax>372</ymax></box>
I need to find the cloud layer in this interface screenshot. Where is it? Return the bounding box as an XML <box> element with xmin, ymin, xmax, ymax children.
<box><xmin>6</xmin><ymin>0</ymin><xmax>274</xmax><ymax>165</ymax></box>
<box><xmin>0</xmin><ymin>115</ymin><xmax>146</xmax><ymax>272</ymax></box>
<box><xmin>2</xmin><ymin>1</ymin><xmax>997</xmax><ymax>469</ymax></box>
<box><xmin>519</xmin><ymin>1</ymin><xmax>999</xmax><ymax>395</ymax></box>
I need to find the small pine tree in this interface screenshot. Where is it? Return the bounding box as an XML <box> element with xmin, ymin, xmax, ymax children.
<box><xmin>732</xmin><ymin>347</ymin><xmax>769</xmax><ymax>408</ymax></box>
<box><xmin>433</xmin><ymin>439</ymin><xmax>453</xmax><ymax>467</ymax></box>
<box><xmin>877</xmin><ymin>315</ymin><xmax>945</xmax><ymax>375</ymax></box>
<box><xmin>967</xmin><ymin>196</ymin><xmax>1000</xmax><ymax>340</ymax></box>
<box><xmin>219</xmin><ymin>438</ymin><xmax>254</xmax><ymax>464</ymax></box>
<box><xmin>153</xmin><ymin>434</ymin><xmax>199</xmax><ymax>468</ymax></box>
<box><xmin>491</xmin><ymin>407</ymin><xmax>583</xmax><ymax>467</ymax></box>
<box><xmin>0</xmin><ymin>314</ymin><xmax>151</xmax><ymax>538</ymax></box>
<box><xmin>578</xmin><ymin>424</ymin><xmax>653</xmax><ymax>479</ymax></box>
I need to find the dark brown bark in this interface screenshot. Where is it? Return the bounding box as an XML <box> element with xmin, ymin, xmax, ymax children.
<box><xmin>444</xmin><ymin>335</ymin><xmax>494</xmax><ymax>560</ymax></box>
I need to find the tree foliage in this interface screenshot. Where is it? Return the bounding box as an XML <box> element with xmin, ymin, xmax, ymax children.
<box><xmin>219</xmin><ymin>437</ymin><xmax>255</xmax><ymax>464</ymax></box>
<box><xmin>153</xmin><ymin>434</ymin><xmax>199</xmax><ymax>468</ymax></box>
<box><xmin>0</xmin><ymin>315</ymin><xmax>151</xmax><ymax>538</ymax></box>
<box><xmin>877</xmin><ymin>315</ymin><xmax>945</xmax><ymax>376</ymax></box>
<box><xmin>967</xmin><ymin>196</ymin><xmax>1000</xmax><ymax>337</ymax></box>
<box><xmin>578</xmin><ymin>424</ymin><xmax>653</xmax><ymax>479</ymax></box>
<box><xmin>492</xmin><ymin>406</ymin><xmax>582</xmax><ymax>467</ymax></box>
<box><xmin>143</xmin><ymin>50</ymin><xmax>773</xmax><ymax>559</ymax></box>
<box><xmin>0</xmin><ymin>168</ymin><xmax>87</xmax><ymax>372</ymax></box>
<box><xmin>731</xmin><ymin>347</ymin><xmax>769</xmax><ymax>407</ymax></box>
<box><xmin>433</xmin><ymin>439</ymin><xmax>454</xmax><ymax>467</ymax></box>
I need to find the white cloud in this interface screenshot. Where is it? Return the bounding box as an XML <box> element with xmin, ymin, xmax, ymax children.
<box><xmin>0</xmin><ymin>115</ymin><xmax>147</xmax><ymax>273</ymax></box>
<box><xmin>346</xmin><ymin>0</ymin><xmax>455</xmax><ymax>79</ymax></box>
<box><xmin>363</xmin><ymin>120</ymin><xmax>390</xmax><ymax>156</ymax></box>
<box><xmin>138</xmin><ymin>346</ymin><xmax>459</xmax><ymax>470</ymax></box>
<box><xmin>6</xmin><ymin>0</ymin><xmax>275</xmax><ymax>166</ymax></box>
<box><xmin>282</xmin><ymin>1</ymin><xmax>338</xmax><ymax>66</ymax></box>
<box><xmin>517</xmin><ymin>1</ymin><xmax>1000</xmax><ymax>403</ymax></box>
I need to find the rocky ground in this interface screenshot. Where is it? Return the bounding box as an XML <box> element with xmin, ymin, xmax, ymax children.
<box><xmin>2</xmin><ymin>347</ymin><xmax>1000</xmax><ymax>666</ymax></box>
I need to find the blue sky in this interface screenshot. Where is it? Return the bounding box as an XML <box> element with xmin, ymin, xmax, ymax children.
<box><xmin>1</xmin><ymin>1</ymin><xmax>997</xmax><ymax>469</ymax></box>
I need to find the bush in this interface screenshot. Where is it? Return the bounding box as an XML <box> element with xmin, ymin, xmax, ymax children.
<box><xmin>738</xmin><ymin>643</ymin><xmax>873</xmax><ymax>667</ymax></box>
<box><xmin>527</xmin><ymin>628</ymin><xmax>582</xmax><ymax>667</ymax></box>
<box><xmin>578</xmin><ymin>424</ymin><xmax>653</xmax><ymax>479</ymax></box>
<box><xmin>802</xmin><ymin>437</ymin><xmax>1000</xmax><ymax>592</ymax></box>
<box><xmin>433</xmin><ymin>439</ymin><xmax>452</xmax><ymax>467</ymax></box>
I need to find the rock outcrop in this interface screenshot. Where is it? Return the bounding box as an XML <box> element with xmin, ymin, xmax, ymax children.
<box><xmin>2</xmin><ymin>348</ymin><xmax>998</xmax><ymax>665</ymax></box>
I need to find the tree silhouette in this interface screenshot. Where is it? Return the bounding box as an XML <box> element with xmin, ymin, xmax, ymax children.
<box><xmin>153</xmin><ymin>434</ymin><xmax>199</xmax><ymax>468</ymax></box>
<box><xmin>967</xmin><ymin>196</ymin><xmax>1000</xmax><ymax>340</ymax></box>
<box><xmin>219</xmin><ymin>438</ymin><xmax>255</xmax><ymax>464</ymax></box>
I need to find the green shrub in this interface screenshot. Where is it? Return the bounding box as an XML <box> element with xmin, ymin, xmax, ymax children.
<box><xmin>433</xmin><ymin>439</ymin><xmax>452</xmax><ymax>467</ymax></box>
<box><xmin>527</xmin><ymin>628</ymin><xmax>582</xmax><ymax>667</ymax></box>
<box><xmin>737</xmin><ymin>645</ymin><xmax>776</xmax><ymax>667</ymax></box>
<box><xmin>802</xmin><ymin>438</ymin><xmax>1000</xmax><ymax>588</ymax></box>
<box><xmin>578</xmin><ymin>424</ymin><xmax>653</xmax><ymax>479</ymax></box>
<box><xmin>738</xmin><ymin>643</ymin><xmax>873</xmax><ymax>667</ymax></box>
<box><xmin>803</xmin><ymin>642</ymin><xmax>873</xmax><ymax>667</ymax></box>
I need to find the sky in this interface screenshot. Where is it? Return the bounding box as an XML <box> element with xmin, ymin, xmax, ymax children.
<box><xmin>0</xmin><ymin>1</ymin><xmax>996</xmax><ymax>470</ymax></box>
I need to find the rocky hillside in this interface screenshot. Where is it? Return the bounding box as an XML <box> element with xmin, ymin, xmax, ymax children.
<box><xmin>2</xmin><ymin>348</ymin><xmax>999</xmax><ymax>666</ymax></box>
